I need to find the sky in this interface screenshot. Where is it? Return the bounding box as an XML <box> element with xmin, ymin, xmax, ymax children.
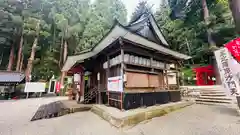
<box><xmin>90</xmin><ymin>0</ymin><xmax>163</xmax><ymax>21</ymax></box>
<box><xmin>121</xmin><ymin>0</ymin><xmax>163</xmax><ymax>21</ymax></box>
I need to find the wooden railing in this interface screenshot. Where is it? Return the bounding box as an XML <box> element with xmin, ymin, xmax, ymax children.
<box><xmin>83</xmin><ymin>87</ymin><xmax>98</xmax><ymax>104</ymax></box>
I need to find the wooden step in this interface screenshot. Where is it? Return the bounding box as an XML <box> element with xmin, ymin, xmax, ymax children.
<box><xmin>199</xmin><ymin>96</ymin><xmax>232</xmax><ymax>101</ymax></box>
<box><xmin>196</xmin><ymin>98</ymin><xmax>232</xmax><ymax>104</ymax></box>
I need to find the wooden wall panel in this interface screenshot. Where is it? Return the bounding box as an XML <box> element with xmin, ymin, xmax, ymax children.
<box><xmin>149</xmin><ymin>75</ymin><xmax>159</xmax><ymax>87</ymax></box>
<box><xmin>125</xmin><ymin>72</ymin><xmax>148</xmax><ymax>87</ymax></box>
<box><xmin>109</xmin><ymin>65</ymin><xmax>121</xmax><ymax>77</ymax></box>
<box><xmin>158</xmin><ymin>72</ymin><xmax>164</xmax><ymax>88</ymax></box>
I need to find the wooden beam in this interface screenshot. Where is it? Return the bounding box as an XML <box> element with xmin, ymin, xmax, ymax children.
<box><xmin>123</xmin><ymin>45</ymin><xmax>152</xmax><ymax>57</ymax></box>
<box><xmin>166</xmin><ymin>70</ymin><xmax>178</xmax><ymax>73</ymax></box>
<box><xmin>125</xmin><ymin>68</ymin><xmax>159</xmax><ymax>75</ymax></box>
<box><xmin>175</xmin><ymin>63</ymin><xmax>180</xmax><ymax>89</ymax></box>
<box><xmin>120</xmin><ymin>38</ymin><xmax>125</xmax><ymax>76</ymax></box>
<box><xmin>123</xmin><ymin>45</ymin><xmax>177</xmax><ymax>63</ymax></box>
<box><xmin>122</xmin><ymin>38</ymin><xmax>156</xmax><ymax>51</ymax></box>
<box><xmin>150</xmin><ymin>57</ymin><xmax>154</xmax><ymax>72</ymax></box>
<box><xmin>164</xmin><ymin>63</ymin><xmax>169</xmax><ymax>90</ymax></box>
<box><xmin>105</xmin><ymin>48</ymin><xmax>121</xmax><ymax>57</ymax></box>
<box><xmin>122</xmin><ymin>39</ymin><xmax>180</xmax><ymax>62</ymax></box>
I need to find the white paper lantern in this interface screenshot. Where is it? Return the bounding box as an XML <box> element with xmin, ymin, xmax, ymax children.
<box><xmin>146</xmin><ymin>59</ymin><xmax>150</xmax><ymax>66</ymax></box>
<box><xmin>134</xmin><ymin>56</ymin><xmax>138</xmax><ymax>64</ymax></box>
<box><xmin>124</xmin><ymin>54</ymin><xmax>129</xmax><ymax>63</ymax></box>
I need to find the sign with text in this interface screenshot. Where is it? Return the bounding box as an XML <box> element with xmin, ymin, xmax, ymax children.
<box><xmin>214</xmin><ymin>48</ymin><xmax>240</xmax><ymax>95</ymax></box>
<box><xmin>74</xmin><ymin>74</ymin><xmax>80</xmax><ymax>83</ymax></box>
<box><xmin>24</xmin><ymin>82</ymin><xmax>46</xmax><ymax>93</ymax></box>
<box><xmin>107</xmin><ymin>76</ymin><xmax>123</xmax><ymax>92</ymax></box>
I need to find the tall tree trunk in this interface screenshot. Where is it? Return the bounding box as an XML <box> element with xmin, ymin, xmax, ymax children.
<box><xmin>0</xmin><ymin>51</ymin><xmax>4</xmax><ymax>66</ymax></box>
<box><xmin>59</xmin><ymin>36</ymin><xmax>64</xmax><ymax>68</ymax></box>
<box><xmin>229</xmin><ymin>0</ymin><xmax>240</xmax><ymax>33</ymax></box>
<box><xmin>7</xmin><ymin>44</ymin><xmax>15</xmax><ymax>71</ymax></box>
<box><xmin>16</xmin><ymin>35</ymin><xmax>23</xmax><ymax>71</ymax></box>
<box><xmin>25</xmin><ymin>37</ymin><xmax>38</xmax><ymax>82</ymax></box>
<box><xmin>19</xmin><ymin>54</ymin><xmax>24</xmax><ymax>72</ymax></box>
<box><xmin>201</xmin><ymin>0</ymin><xmax>216</xmax><ymax>47</ymax></box>
<box><xmin>60</xmin><ymin>40</ymin><xmax>68</xmax><ymax>94</ymax></box>
<box><xmin>63</xmin><ymin>40</ymin><xmax>68</xmax><ymax>62</ymax></box>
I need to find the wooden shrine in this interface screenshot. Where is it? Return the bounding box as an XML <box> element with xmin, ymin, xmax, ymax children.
<box><xmin>62</xmin><ymin>12</ymin><xmax>191</xmax><ymax>110</ymax></box>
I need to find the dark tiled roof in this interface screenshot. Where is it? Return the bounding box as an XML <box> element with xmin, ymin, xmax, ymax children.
<box><xmin>126</xmin><ymin>13</ymin><xmax>169</xmax><ymax>46</ymax></box>
<box><xmin>0</xmin><ymin>71</ymin><xmax>25</xmax><ymax>84</ymax></box>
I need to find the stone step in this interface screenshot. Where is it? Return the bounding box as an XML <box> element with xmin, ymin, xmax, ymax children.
<box><xmin>199</xmin><ymin>96</ymin><xmax>232</xmax><ymax>101</ymax></box>
<box><xmin>196</xmin><ymin>98</ymin><xmax>232</xmax><ymax>104</ymax></box>
<box><xmin>199</xmin><ymin>90</ymin><xmax>224</xmax><ymax>93</ymax></box>
<box><xmin>43</xmin><ymin>93</ymin><xmax>57</xmax><ymax>97</ymax></box>
<box><xmin>200</xmin><ymin>91</ymin><xmax>226</xmax><ymax>94</ymax></box>
<box><xmin>200</xmin><ymin>89</ymin><xmax>225</xmax><ymax>91</ymax></box>
<box><xmin>196</xmin><ymin>101</ymin><xmax>232</xmax><ymax>107</ymax></box>
<box><xmin>201</xmin><ymin>93</ymin><xmax>226</xmax><ymax>97</ymax></box>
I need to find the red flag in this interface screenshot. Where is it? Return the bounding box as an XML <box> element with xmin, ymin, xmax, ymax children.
<box><xmin>225</xmin><ymin>37</ymin><xmax>240</xmax><ymax>62</ymax></box>
<box><xmin>55</xmin><ymin>82</ymin><xmax>60</xmax><ymax>93</ymax></box>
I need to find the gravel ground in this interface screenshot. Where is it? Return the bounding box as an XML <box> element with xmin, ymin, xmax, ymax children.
<box><xmin>0</xmin><ymin>98</ymin><xmax>240</xmax><ymax>135</ymax></box>
<box><xmin>125</xmin><ymin>104</ymin><xmax>240</xmax><ymax>135</ymax></box>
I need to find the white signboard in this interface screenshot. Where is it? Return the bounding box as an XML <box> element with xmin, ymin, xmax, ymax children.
<box><xmin>214</xmin><ymin>48</ymin><xmax>240</xmax><ymax>95</ymax></box>
<box><xmin>107</xmin><ymin>76</ymin><xmax>123</xmax><ymax>92</ymax></box>
<box><xmin>24</xmin><ymin>82</ymin><xmax>46</xmax><ymax>93</ymax></box>
<box><xmin>74</xmin><ymin>74</ymin><xmax>80</xmax><ymax>82</ymax></box>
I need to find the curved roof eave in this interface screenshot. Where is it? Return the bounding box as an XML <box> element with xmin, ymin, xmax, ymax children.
<box><xmin>62</xmin><ymin>22</ymin><xmax>191</xmax><ymax>71</ymax></box>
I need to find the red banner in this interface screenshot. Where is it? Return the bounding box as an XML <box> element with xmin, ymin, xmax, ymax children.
<box><xmin>55</xmin><ymin>81</ymin><xmax>60</xmax><ymax>93</ymax></box>
<box><xmin>225</xmin><ymin>37</ymin><xmax>240</xmax><ymax>62</ymax></box>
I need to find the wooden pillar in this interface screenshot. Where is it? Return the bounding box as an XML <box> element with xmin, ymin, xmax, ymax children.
<box><xmin>120</xmin><ymin>38</ymin><xmax>124</xmax><ymax>110</ymax></box>
<box><xmin>164</xmin><ymin>63</ymin><xmax>169</xmax><ymax>90</ymax></box>
<box><xmin>80</xmin><ymin>73</ymin><xmax>85</xmax><ymax>103</ymax></box>
<box><xmin>98</xmin><ymin>72</ymin><xmax>101</xmax><ymax>104</ymax></box>
<box><xmin>175</xmin><ymin>63</ymin><xmax>180</xmax><ymax>89</ymax></box>
<box><xmin>107</xmin><ymin>55</ymin><xmax>110</xmax><ymax>105</ymax></box>
<box><xmin>60</xmin><ymin>71</ymin><xmax>66</xmax><ymax>95</ymax></box>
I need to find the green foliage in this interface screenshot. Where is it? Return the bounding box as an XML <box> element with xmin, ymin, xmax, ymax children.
<box><xmin>0</xmin><ymin>0</ymin><xmax>127</xmax><ymax>80</ymax></box>
<box><xmin>78</xmin><ymin>0</ymin><xmax>127</xmax><ymax>50</ymax></box>
<box><xmin>155</xmin><ymin>0</ymin><xmax>238</xmax><ymax>65</ymax></box>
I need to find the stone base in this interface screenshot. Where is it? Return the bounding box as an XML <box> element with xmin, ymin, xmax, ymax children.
<box><xmin>31</xmin><ymin>100</ymin><xmax>92</xmax><ymax>121</ymax></box>
<box><xmin>236</xmin><ymin>96</ymin><xmax>240</xmax><ymax>109</ymax></box>
<box><xmin>91</xmin><ymin>101</ymin><xmax>194</xmax><ymax>128</ymax></box>
<box><xmin>237</xmin><ymin>109</ymin><xmax>240</xmax><ymax>116</ymax></box>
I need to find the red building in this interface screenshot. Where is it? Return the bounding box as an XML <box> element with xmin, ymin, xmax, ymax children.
<box><xmin>193</xmin><ymin>65</ymin><xmax>216</xmax><ymax>86</ymax></box>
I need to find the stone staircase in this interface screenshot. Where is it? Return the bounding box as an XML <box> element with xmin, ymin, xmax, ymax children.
<box><xmin>195</xmin><ymin>86</ymin><xmax>233</xmax><ymax>106</ymax></box>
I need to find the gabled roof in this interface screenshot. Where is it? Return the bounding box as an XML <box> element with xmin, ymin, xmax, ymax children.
<box><xmin>62</xmin><ymin>22</ymin><xmax>191</xmax><ymax>71</ymax></box>
<box><xmin>126</xmin><ymin>13</ymin><xmax>169</xmax><ymax>46</ymax></box>
<box><xmin>0</xmin><ymin>71</ymin><xmax>25</xmax><ymax>85</ymax></box>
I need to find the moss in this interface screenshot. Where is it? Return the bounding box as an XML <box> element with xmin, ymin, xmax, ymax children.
<box><xmin>125</xmin><ymin>113</ymin><xmax>146</xmax><ymax>126</ymax></box>
<box><xmin>145</xmin><ymin>109</ymin><xmax>167</xmax><ymax>119</ymax></box>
